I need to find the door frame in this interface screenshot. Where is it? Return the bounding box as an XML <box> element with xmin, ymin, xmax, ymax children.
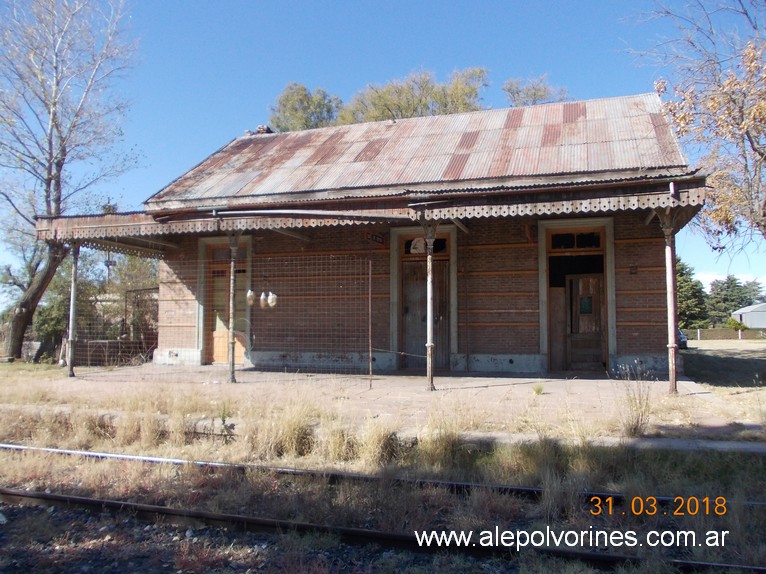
<box><xmin>538</xmin><ymin>218</ymin><xmax>616</xmax><ymax>370</ymax></box>
<box><xmin>197</xmin><ymin>236</ymin><xmax>252</xmax><ymax>364</ymax></box>
<box><xmin>390</xmin><ymin>225</ymin><xmax>458</xmax><ymax>369</ymax></box>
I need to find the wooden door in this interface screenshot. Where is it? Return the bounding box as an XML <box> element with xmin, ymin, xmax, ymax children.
<box><xmin>566</xmin><ymin>274</ymin><xmax>605</xmax><ymax>370</ymax></box>
<box><xmin>206</xmin><ymin>267</ymin><xmax>247</xmax><ymax>364</ymax></box>
<box><xmin>401</xmin><ymin>260</ymin><xmax>449</xmax><ymax>369</ymax></box>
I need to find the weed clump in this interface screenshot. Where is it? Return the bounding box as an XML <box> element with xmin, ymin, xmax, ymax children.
<box><xmin>615</xmin><ymin>361</ymin><xmax>654</xmax><ymax>438</ymax></box>
<box><xmin>359</xmin><ymin>421</ymin><xmax>399</xmax><ymax>468</ymax></box>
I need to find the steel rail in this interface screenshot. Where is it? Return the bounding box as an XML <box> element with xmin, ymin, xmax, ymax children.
<box><xmin>0</xmin><ymin>487</ymin><xmax>764</xmax><ymax>572</ymax></box>
<box><xmin>3</xmin><ymin>442</ymin><xmax>766</xmax><ymax>510</ymax></box>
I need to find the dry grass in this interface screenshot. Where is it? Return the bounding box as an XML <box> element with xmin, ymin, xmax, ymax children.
<box><xmin>619</xmin><ymin>379</ymin><xmax>653</xmax><ymax>438</ymax></box>
<box><xmin>1</xmin><ymin>349</ymin><xmax>766</xmax><ymax>568</ymax></box>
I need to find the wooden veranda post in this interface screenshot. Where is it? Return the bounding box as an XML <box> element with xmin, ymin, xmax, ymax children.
<box><xmin>66</xmin><ymin>242</ymin><xmax>81</xmax><ymax>378</ymax></box>
<box><xmin>658</xmin><ymin>208</ymin><xmax>678</xmax><ymax>393</ymax></box>
<box><xmin>228</xmin><ymin>231</ymin><xmax>242</xmax><ymax>384</ymax></box>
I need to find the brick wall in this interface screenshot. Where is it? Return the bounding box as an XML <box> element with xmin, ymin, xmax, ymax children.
<box><xmin>154</xmin><ymin>211</ymin><xmax>674</xmax><ymax>370</ymax></box>
<box><xmin>157</xmin><ymin>236</ymin><xmax>199</xmax><ymax>351</ymax></box>
<box><xmin>613</xmin><ymin>212</ymin><xmax>669</xmax><ymax>356</ymax></box>
<box><xmin>457</xmin><ymin>219</ymin><xmax>539</xmax><ymax>355</ymax></box>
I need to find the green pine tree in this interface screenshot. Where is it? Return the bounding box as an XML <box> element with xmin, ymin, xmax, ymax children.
<box><xmin>676</xmin><ymin>258</ymin><xmax>709</xmax><ymax>329</ymax></box>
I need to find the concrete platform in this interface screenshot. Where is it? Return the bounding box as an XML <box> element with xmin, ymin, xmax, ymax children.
<box><xmin>65</xmin><ymin>362</ymin><xmax>766</xmax><ymax>451</ymax></box>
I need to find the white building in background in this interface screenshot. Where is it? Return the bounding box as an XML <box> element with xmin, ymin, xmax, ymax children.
<box><xmin>732</xmin><ymin>303</ymin><xmax>766</xmax><ymax>328</ymax></box>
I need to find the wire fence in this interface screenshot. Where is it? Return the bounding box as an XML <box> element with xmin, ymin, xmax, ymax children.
<box><xmin>55</xmin><ymin>254</ymin><xmax>372</xmax><ymax>378</ymax></box>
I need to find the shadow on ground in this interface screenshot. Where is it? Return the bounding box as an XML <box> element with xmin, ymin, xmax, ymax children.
<box><xmin>682</xmin><ymin>347</ymin><xmax>765</xmax><ymax>387</ymax></box>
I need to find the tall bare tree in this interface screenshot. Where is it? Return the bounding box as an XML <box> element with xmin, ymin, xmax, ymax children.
<box><xmin>649</xmin><ymin>0</ymin><xmax>766</xmax><ymax>250</ymax></box>
<box><xmin>0</xmin><ymin>0</ymin><xmax>135</xmax><ymax>358</ymax></box>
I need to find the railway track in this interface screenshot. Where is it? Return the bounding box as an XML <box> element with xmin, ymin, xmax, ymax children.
<box><xmin>2</xmin><ymin>442</ymin><xmax>766</xmax><ymax>571</ymax></box>
<box><xmin>2</xmin><ymin>442</ymin><xmax>765</xmax><ymax>510</ymax></box>
<box><xmin>2</xmin><ymin>486</ymin><xmax>765</xmax><ymax>572</ymax></box>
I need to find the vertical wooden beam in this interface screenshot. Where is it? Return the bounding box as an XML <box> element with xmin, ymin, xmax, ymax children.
<box><xmin>657</xmin><ymin>208</ymin><xmax>678</xmax><ymax>393</ymax></box>
<box><xmin>228</xmin><ymin>231</ymin><xmax>242</xmax><ymax>384</ymax></box>
<box><xmin>66</xmin><ymin>242</ymin><xmax>80</xmax><ymax>378</ymax></box>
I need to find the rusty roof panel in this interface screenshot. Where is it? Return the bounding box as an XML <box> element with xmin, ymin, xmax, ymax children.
<box><xmin>543</xmin><ymin>103</ymin><xmax>564</xmax><ymax>126</ymax></box>
<box><xmin>467</xmin><ymin>108</ymin><xmax>506</xmax><ymax>131</ymax></box>
<box><xmin>516</xmin><ymin>124</ymin><xmax>544</xmax><ymax>150</ymax></box>
<box><xmin>563</xmin><ymin>101</ymin><xmax>586</xmax><ymax>124</ymax></box>
<box><xmin>461</xmin><ymin>150</ymin><xmax>497</xmax><ymax>180</ymax></box>
<box><xmin>510</xmin><ymin>147</ymin><xmax>541</xmax><ymax>176</ymax></box>
<box><xmin>537</xmin><ymin>146</ymin><xmax>560</xmax><ymax>174</ymax></box>
<box><xmin>525</xmin><ymin>104</ymin><xmax>548</xmax><ymax>126</ymax></box>
<box><xmin>488</xmin><ymin>147</ymin><xmax>514</xmax><ymax>177</ymax></box>
<box><xmin>458</xmin><ymin>131</ymin><xmax>480</xmax><ymax>151</ymax></box>
<box><xmin>504</xmin><ymin>108</ymin><xmax>525</xmax><ymax>130</ymax></box>
<box><xmin>354</xmin><ymin>138</ymin><xmax>388</xmax><ymax>162</ymax></box>
<box><xmin>145</xmin><ymin>93</ymin><xmax>691</xmax><ymax>211</ymax></box>
<box><xmin>588</xmin><ymin>141</ymin><xmax>615</xmax><ymax>172</ymax></box>
<box><xmin>559</xmin><ymin>143</ymin><xmax>588</xmax><ymax>173</ymax></box>
<box><xmin>442</xmin><ymin>153</ymin><xmax>470</xmax><ymax>180</ymax></box>
<box><xmin>399</xmin><ymin>154</ymin><xmax>450</xmax><ymax>183</ymax></box>
<box><xmin>542</xmin><ymin>124</ymin><xmax>562</xmax><ymax>146</ymax></box>
<box><xmin>474</xmin><ymin>127</ymin><xmax>501</xmax><ymax>148</ymax></box>
<box><xmin>561</xmin><ymin>119</ymin><xmax>588</xmax><ymax>145</ymax></box>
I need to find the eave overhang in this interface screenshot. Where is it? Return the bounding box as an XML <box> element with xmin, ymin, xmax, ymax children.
<box><xmin>36</xmin><ymin>172</ymin><xmax>706</xmax><ymax>258</ymax></box>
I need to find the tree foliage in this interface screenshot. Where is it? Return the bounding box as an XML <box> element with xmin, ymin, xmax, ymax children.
<box><xmin>676</xmin><ymin>258</ymin><xmax>709</xmax><ymax>328</ymax></box>
<box><xmin>269</xmin><ymin>82</ymin><xmax>342</xmax><ymax>132</ymax></box>
<box><xmin>32</xmin><ymin>249</ymin><xmax>103</xmax><ymax>356</ymax></box>
<box><xmin>651</xmin><ymin>0</ymin><xmax>766</xmax><ymax>248</ymax></box>
<box><xmin>502</xmin><ymin>74</ymin><xmax>568</xmax><ymax>107</ymax></box>
<box><xmin>337</xmin><ymin>68</ymin><xmax>488</xmax><ymax>125</ymax></box>
<box><xmin>706</xmin><ymin>274</ymin><xmax>761</xmax><ymax>326</ymax></box>
<box><xmin>0</xmin><ymin>0</ymin><xmax>135</xmax><ymax>357</ymax></box>
<box><xmin>269</xmin><ymin>68</ymin><xmax>574</xmax><ymax>133</ymax></box>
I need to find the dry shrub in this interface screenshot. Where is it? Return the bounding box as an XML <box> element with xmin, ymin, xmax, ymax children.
<box><xmin>168</xmin><ymin>411</ymin><xmax>191</xmax><ymax>447</ymax></box>
<box><xmin>418</xmin><ymin>429</ymin><xmax>463</xmax><ymax>471</ymax></box>
<box><xmin>242</xmin><ymin>401</ymin><xmax>316</xmax><ymax>459</ymax></box>
<box><xmin>74</xmin><ymin>412</ymin><xmax>116</xmax><ymax>449</ymax></box>
<box><xmin>325</xmin><ymin>426</ymin><xmax>358</xmax><ymax>462</ymax></box>
<box><xmin>115</xmin><ymin>412</ymin><xmax>142</xmax><ymax>446</ymax></box>
<box><xmin>448</xmin><ymin>487</ymin><xmax>526</xmax><ymax>531</ymax></box>
<box><xmin>31</xmin><ymin>411</ymin><xmax>75</xmax><ymax>447</ymax></box>
<box><xmin>274</xmin><ymin>402</ymin><xmax>316</xmax><ymax>457</ymax></box>
<box><xmin>358</xmin><ymin>421</ymin><xmax>399</xmax><ymax>469</ymax></box>
<box><xmin>620</xmin><ymin>379</ymin><xmax>652</xmax><ymax>438</ymax></box>
<box><xmin>615</xmin><ymin>361</ymin><xmax>654</xmax><ymax>438</ymax></box>
<box><xmin>0</xmin><ymin>410</ymin><xmax>39</xmax><ymax>442</ymax></box>
<box><xmin>139</xmin><ymin>412</ymin><xmax>165</xmax><ymax>448</ymax></box>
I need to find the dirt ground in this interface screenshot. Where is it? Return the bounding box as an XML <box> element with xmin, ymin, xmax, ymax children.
<box><xmin>1</xmin><ymin>339</ymin><xmax>764</xmax><ymax>444</ymax></box>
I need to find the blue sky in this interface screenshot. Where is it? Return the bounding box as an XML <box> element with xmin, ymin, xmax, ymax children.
<box><xmin>68</xmin><ymin>1</ymin><xmax>766</xmax><ymax>290</ymax></box>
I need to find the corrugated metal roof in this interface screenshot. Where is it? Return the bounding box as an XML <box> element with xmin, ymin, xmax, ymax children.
<box><xmin>145</xmin><ymin>93</ymin><xmax>689</xmax><ymax>213</ymax></box>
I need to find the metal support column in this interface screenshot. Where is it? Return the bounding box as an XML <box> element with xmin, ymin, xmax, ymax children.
<box><xmin>422</xmin><ymin>221</ymin><xmax>438</xmax><ymax>391</ymax></box>
<box><xmin>658</xmin><ymin>208</ymin><xmax>678</xmax><ymax>393</ymax></box>
<box><xmin>66</xmin><ymin>242</ymin><xmax>80</xmax><ymax>378</ymax></box>
<box><xmin>228</xmin><ymin>231</ymin><xmax>242</xmax><ymax>384</ymax></box>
